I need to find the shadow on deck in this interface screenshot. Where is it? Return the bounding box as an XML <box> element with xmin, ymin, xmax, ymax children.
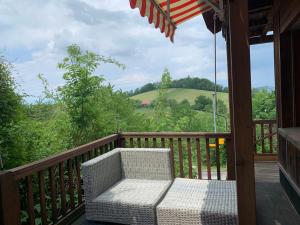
<box><xmin>73</xmin><ymin>163</ymin><xmax>300</xmax><ymax>225</ymax></box>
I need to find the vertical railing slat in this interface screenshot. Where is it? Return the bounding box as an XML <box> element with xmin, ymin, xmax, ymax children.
<box><xmin>169</xmin><ymin>138</ymin><xmax>175</xmax><ymax>178</ymax></box>
<box><xmin>161</xmin><ymin>138</ymin><xmax>165</xmax><ymax>148</ymax></box>
<box><xmin>196</xmin><ymin>138</ymin><xmax>202</xmax><ymax>179</ymax></box>
<box><xmin>178</xmin><ymin>138</ymin><xmax>184</xmax><ymax>178</ymax></box>
<box><xmin>261</xmin><ymin>123</ymin><xmax>265</xmax><ymax>153</ymax></box>
<box><xmin>49</xmin><ymin>166</ymin><xmax>58</xmax><ymax>223</ymax></box>
<box><xmin>114</xmin><ymin>140</ymin><xmax>118</xmax><ymax>149</ymax></box>
<box><xmin>153</xmin><ymin>138</ymin><xmax>157</xmax><ymax>148</ymax></box>
<box><xmin>253</xmin><ymin>123</ymin><xmax>257</xmax><ymax>154</ymax></box>
<box><xmin>269</xmin><ymin>123</ymin><xmax>273</xmax><ymax>153</ymax></box>
<box><xmin>215</xmin><ymin>138</ymin><xmax>221</xmax><ymax>180</ymax></box>
<box><xmin>67</xmin><ymin>159</ymin><xmax>75</xmax><ymax>210</ymax></box>
<box><xmin>130</xmin><ymin>138</ymin><xmax>134</xmax><ymax>148</ymax></box>
<box><xmin>100</xmin><ymin>146</ymin><xmax>105</xmax><ymax>155</ymax></box>
<box><xmin>26</xmin><ymin>176</ymin><xmax>35</xmax><ymax>225</ymax></box>
<box><xmin>88</xmin><ymin>151</ymin><xmax>92</xmax><ymax>160</ymax></box>
<box><xmin>38</xmin><ymin>171</ymin><xmax>48</xmax><ymax>225</ymax></box>
<box><xmin>59</xmin><ymin>162</ymin><xmax>67</xmax><ymax>215</ymax></box>
<box><xmin>93</xmin><ymin>148</ymin><xmax>98</xmax><ymax>157</ymax></box>
<box><xmin>205</xmin><ymin>138</ymin><xmax>211</xmax><ymax>180</ymax></box>
<box><xmin>187</xmin><ymin>138</ymin><xmax>193</xmax><ymax>178</ymax></box>
<box><xmin>75</xmin><ymin>157</ymin><xmax>83</xmax><ymax>204</ymax></box>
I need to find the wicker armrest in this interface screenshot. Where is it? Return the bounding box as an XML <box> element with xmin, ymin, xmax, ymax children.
<box><xmin>120</xmin><ymin>148</ymin><xmax>173</xmax><ymax>180</ymax></box>
<box><xmin>82</xmin><ymin>149</ymin><xmax>122</xmax><ymax>202</ymax></box>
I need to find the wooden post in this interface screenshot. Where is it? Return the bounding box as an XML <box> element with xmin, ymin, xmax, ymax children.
<box><xmin>228</xmin><ymin>0</ymin><xmax>256</xmax><ymax>224</ymax></box>
<box><xmin>226</xmin><ymin>27</ymin><xmax>236</xmax><ymax>181</ymax></box>
<box><xmin>0</xmin><ymin>171</ymin><xmax>21</xmax><ymax>225</ymax></box>
<box><xmin>293</xmin><ymin>30</ymin><xmax>300</xmax><ymax>126</ymax></box>
<box><xmin>117</xmin><ymin>134</ymin><xmax>126</xmax><ymax>148</ymax></box>
<box><xmin>273</xmin><ymin>12</ymin><xmax>286</xmax><ymax>157</ymax></box>
<box><xmin>226</xmin><ymin>138</ymin><xmax>236</xmax><ymax>180</ymax></box>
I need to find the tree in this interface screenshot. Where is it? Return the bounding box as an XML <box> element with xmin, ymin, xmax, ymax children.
<box><xmin>217</xmin><ymin>99</ymin><xmax>227</xmax><ymax>115</ymax></box>
<box><xmin>58</xmin><ymin>44</ymin><xmax>125</xmax><ymax>145</ymax></box>
<box><xmin>252</xmin><ymin>88</ymin><xmax>276</xmax><ymax>119</ymax></box>
<box><xmin>193</xmin><ymin>95</ymin><xmax>212</xmax><ymax>111</ymax></box>
<box><xmin>0</xmin><ymin>56</ymin><xmax>24</xmax><ymax>169</ymax></box>
<box><xmin>153</xmin><ymin>68</ymin><xmax>172</xmax><ymax>130</ymax></box>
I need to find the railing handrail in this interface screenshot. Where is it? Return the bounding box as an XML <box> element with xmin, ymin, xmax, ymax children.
<box><xmin>9</xmin><ymin>134</ymin><xmax>120</xmax><ymax>180</ymax></box>
<box><xmin>253</xmin><ymin>119</ymin><xmax>277</xmax><ymax>124</ymax></box>
<box><xmin>120</xmin><ymin>132</ymin><xmax>231</xmax><ymax>139</ymax></box>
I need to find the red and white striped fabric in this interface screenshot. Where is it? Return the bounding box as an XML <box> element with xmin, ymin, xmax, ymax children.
<box><xmin>129</xmin><ymin>0</ymin><xmax>212</xmax><ymax>42</ymax></box>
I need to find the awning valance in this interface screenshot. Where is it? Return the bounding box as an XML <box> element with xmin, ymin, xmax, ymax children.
<box><xmin>129</xmin><ymin>0</ymin><xmax>213</xmax><ymax>42</ymax></box>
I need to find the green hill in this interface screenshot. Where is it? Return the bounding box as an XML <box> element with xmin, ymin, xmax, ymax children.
<box><xmin>131</xmin><ymin>88</ymin><xmax>229</xmax><ymax>106</ymax></box>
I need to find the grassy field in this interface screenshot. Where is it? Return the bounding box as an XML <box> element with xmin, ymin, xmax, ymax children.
<box><xmin>131</xmin><ymin>88</ymin><xmax>229</xmax><ymax>106</ymax></box>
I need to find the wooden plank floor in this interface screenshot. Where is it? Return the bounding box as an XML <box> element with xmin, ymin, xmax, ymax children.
<box><xmin>255</xmin><ymin>162</ymin><xmax>300</xmax><ymax>225</ymax></box>
<box><xmin>73</xmin><ymin>162</ymin><xmax>300</xmax><ymax>225</ymax></box>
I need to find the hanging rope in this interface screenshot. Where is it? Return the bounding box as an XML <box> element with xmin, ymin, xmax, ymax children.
<box><xmin>213</xmin><ymin>12</ymin><xmax>218</xmax><ymax>133</ymax></box>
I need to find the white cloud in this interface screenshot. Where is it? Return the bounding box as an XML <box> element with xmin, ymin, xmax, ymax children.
<box><xmin>112</xmin><ymin>73</ymin><xmax>153</xmax><ymax>88</ymax></box>
<box><xmin>0</xmin><ymin>0</ymin><xmax>230</xmax><ymax>101</ymax></box>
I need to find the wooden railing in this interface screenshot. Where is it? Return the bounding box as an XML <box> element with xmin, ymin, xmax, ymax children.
<box><xmin>253</xmin><ymin>119</ymin><xmax>278</xmax><ymax>161</ymax></box>
<box><xmin>0</xmin><ymin>134</ymin><xmax>120</xmax><ymax>225</ymax></box>
<box><xmin>120</xmin><ymin>132</ymin><xmax>234</xmax><ymax>181</ymax></box>
<box><xmin>278</xmin><ymin>128</ymin><xmax>300</xmax><ymax>211</ymax></box>
<box><xmin>0</xmin><ymin>132</ymin><xmax>234</xmax><ymax>225</ymax></box>
<box><xmin>278</xmin><ymin>128</ymin><xmax>300</xmax><ymax>183</ymax></box>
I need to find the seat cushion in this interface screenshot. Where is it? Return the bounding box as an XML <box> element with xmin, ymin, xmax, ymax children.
<box><xmin>86</xmin><ymin>179</ymin><xmax>172</xmax><ymax>225</ymax></box>
<box><xmin>157</xmin><ymin>178</ymin><xmax>238</xmax><ymax>225</ymax></box>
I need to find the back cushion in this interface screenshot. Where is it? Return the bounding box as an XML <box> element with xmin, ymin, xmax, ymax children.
<box><xmin>120</xmin><ymin>148</ymin><xmax>173</xmax><ymax>180</ymax></box>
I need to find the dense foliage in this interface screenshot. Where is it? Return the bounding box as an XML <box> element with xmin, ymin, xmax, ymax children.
<box><xmin>0</xmin><ymin>56</ymin><xmax>24</xmax><ymax>168</ymax></box>
<box><xmin>128</xmin><ymin>76</ymin><xmax>228</xmax><ymax>96</ymax></box>
<box><xmin>252</xmin><ymin>88</ymin><xmax>276</xmax><ymax>119</ymax></box>
<box><xmin>0</xmin><ymin>46</ymin><xmax>149</xmax><ymax>169</ymax></box>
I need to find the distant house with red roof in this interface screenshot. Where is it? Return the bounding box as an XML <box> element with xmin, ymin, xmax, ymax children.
<box><xmin>141</xmin><ymin>99</ymin><xmax>151</xmax><ymax>107</ymax></box>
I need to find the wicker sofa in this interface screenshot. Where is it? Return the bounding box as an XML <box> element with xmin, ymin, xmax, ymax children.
<box><xmin>82</xmin><ymin>148</ymin><xmax>173</xmax><ymax>225</ymax></box>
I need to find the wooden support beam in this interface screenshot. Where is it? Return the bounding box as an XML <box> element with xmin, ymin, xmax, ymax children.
<box><xmin>279</xmin><ymin>31</ymin><xmax>295</xmax><ymax>127</ymax></box>
<box><xmin>228</xmin><ymin>0</ymin><xmax>256</xmax><ymax>224</ymax></box>
<box><xmin>226</xmin><ymin>30</ymin><xmax>236</xmax><ymax>181</ymax></box>
<box><xmin>274</xmin><ymin>12</ymin><xmax>283</xmax><ymax>128</ymax></box>
<box><xmin>250</xmin><ymin>35</ymin><xmax>273</xmax><ymax>45</ymax></box>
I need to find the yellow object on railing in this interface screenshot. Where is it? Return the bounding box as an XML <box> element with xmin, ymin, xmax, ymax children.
<box><xmin>209</xmin><ymin>138</ymin><xmax>225</xmax><ymax>148</ymax></box>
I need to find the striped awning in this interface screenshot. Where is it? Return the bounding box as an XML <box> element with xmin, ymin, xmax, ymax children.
<box><xmin>129</xmin><ymin>0</ymin><xmax>213</xmax><ymax>42</ymax></box>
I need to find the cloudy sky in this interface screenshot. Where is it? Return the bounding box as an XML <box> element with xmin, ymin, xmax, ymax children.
<box><xmin>0</xmin><ymin>0</ymin><xmax>275</xmax><ymax>102</ymax></box>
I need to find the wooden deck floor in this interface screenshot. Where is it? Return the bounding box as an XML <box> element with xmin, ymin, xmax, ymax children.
<box><xmin>73</xmin><ymin>162</ymin><xmax>300</xmax><ymax>225</ymax></box>
<box><xmin>255</xmin><ymin>162</ymin><xmax>300</xmax><ymax>225</ymax></box>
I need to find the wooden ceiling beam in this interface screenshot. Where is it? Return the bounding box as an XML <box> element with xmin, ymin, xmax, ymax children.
<box><xmin>249</xmin><ymin>35</ymin><xmax>274</xmax><ymax>45</ymax></box>
<box><xmin>280</xmin><ymin>0</ymin><xmax>300</xmax><ymax>33</ymax></box>
<box><xmin>249</xmin><ymin>5</ymin><xmax>272</xmax><ymax>14</ymax></box>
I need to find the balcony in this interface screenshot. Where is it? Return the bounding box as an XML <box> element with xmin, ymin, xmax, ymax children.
<box><xmin>0</xmin><ymin>120</ymin><xmax>299</xmax><ymax>225</ymax></box>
